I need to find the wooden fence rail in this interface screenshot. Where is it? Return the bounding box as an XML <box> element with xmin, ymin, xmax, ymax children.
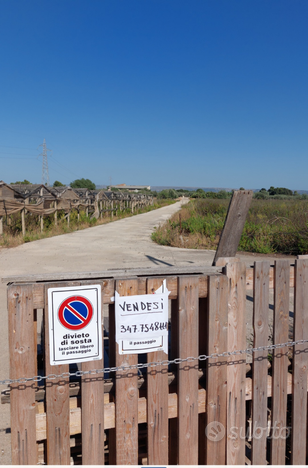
<box><xmin>4</xmin><ymin>259</ymin><xmax>308</xmax><ymax>465</ymax></box>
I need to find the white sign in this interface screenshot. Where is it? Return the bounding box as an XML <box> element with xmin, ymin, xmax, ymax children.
<box><xmin>115</xmin><ymin>281</ymin><xmax>169</xmax><ymax>354</ymax></box>
<box><xmin>48</xmin><ymin>284</ymin><xmax>102</xmax><ymax>366</ymax></box>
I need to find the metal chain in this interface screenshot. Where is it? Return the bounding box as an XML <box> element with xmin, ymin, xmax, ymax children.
<box><xmin>1</xmin><ymin>338</ymin><xmax>308</xmax><ymax>386</ymax></box>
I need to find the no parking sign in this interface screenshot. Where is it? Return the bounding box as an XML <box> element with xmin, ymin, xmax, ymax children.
<box><xmin>48</xmin><ymin>285</ymin><xmax>102</xmax><ymax>365</ymax></box>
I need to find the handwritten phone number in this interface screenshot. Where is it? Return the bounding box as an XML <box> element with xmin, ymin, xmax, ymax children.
<box><xmin>120</xmin><ymin>322</ymin><xmax>168</xmax><ymax>334</ymax></box>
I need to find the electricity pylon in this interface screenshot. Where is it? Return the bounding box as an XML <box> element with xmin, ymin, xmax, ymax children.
<box><xmin>38</xmin><ymin>138</ymin><xmax>52</xmax><ymax>186</ymax></box>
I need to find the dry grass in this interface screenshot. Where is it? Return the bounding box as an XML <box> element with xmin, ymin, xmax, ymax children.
<box><xmin>152</xmin><ymin>198</ymin><xmax>308</xmax><ymax>255</ymax></box>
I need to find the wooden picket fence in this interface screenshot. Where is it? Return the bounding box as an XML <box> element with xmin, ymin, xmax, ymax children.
<box><xmin>4</xmin><ymin>258</ymin><xmax>308</xmax><ymax>465</ymax></box>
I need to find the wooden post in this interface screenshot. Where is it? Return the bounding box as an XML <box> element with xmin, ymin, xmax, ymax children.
<box><xmin>225</xmin><ymin>261</ymin><xmax>247</xmax><ymax>465</ymax></box>
<box><xmin>113</xmin><ymin>279</ymin><xmax>139</xmax><ymax>464</ymax></box>
<box><xmin>291</xmin><ymin>259</ymin><xmax>308</xmax><ymax>464</ymax></box>
<box><xmin>0</xmin><ymin>216</ymin><xmax>3</xmax><ymax>235</ymax></box>
<box><xmin>54</xmin><ymin>201</ymin><xmax>57</xmax><ymax>226</ymax></box>
<box><xmin>206</xmin><ymin>275</ymin><xmax>228</xmax><ymax>464</ymax></box>
<box><xmin>8</xmin><ymin>284</ymin><xmax>37</xmax><ymax>465</ymax></box>
<box><xmin>146</xmin><ymin>278</ymin><xmax>169</xmax><ymax>465</ymax></box>
<box><xmin>67</xmin><ymin>212</ymin><xmax>70</xmax><ymax>227</ymax></box>
<box><xmin>271</xmin><ymin>260</ymin><xmax>290</xmax><ymax>465</ymax></box>
<box><xmin>21</xmin><ymin>208</ymin><xmax>26</xmax><ymax>236</ymax></box>
<box><xmin>111</xmin><ymin>201</ymin><xmax>113</xmax><ymax>219</ymax></box>
<box><xmin>86</xmin><ymin>206</ymin><xmax>89</xmax><ymax>217</ymax></box>
<box><xmin>40</xmin><ymin>215</ymin><xmax>43</xmax><ymax>232</ymax></box>
<box><xmin>44</xmin><ymin>284</ymin><xmax>70</xmax><ymax>465</ymax></box>
<box><xmin>251</xmin><ymin>261</ymin><xmax>270</xmax><ymax>465</ymax></box>
<box><xmin>178</xmin><ymin>276</ymin><xmax>199</xmax><ymax>465</ymax></box>
<box><xmin>213</xmin><ymin>190</ymin><xmax>253</xmax><ymax>265</ymax></box>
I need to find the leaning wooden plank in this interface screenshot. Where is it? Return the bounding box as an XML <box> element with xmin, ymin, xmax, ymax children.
<box><xmin>291</xmin><ymin>259</ymin><xmax>308</xmax><ymax>464</ymax></box>
<box><xmin>146</xmin><ymin>278</ymin><xmax>169</xmax><ymax>465</ymax></box>
<box><xmin>213</xmin><ymin>190</ymin><xmax>253</xmax><ymax>265</ymax></box>
<box><xmin>114</xmin><ymin>279</ymin><xmax>139</xmax><ymax>465</ymax></box>
<box><xmin>81</xmin><ymin>296</ymin><xmax>105</xmax><ymax>467</ymax></box>
<box><xmin>44</xmin><ymin>283</ymin><xmax>70</xmax><ymax>465</ymax></box>
<box><xmin>206</xmin><ymin>275</ymin><xmax>228</xmax><ymax>465</ymax></box>
<box><xmin>271</xmin><ymin>260</ymin><xmax>290</xmax><ymax>465</ymax></box>
<box><xmin>8</xmin><ymin>284</ymin><xmax>37</xmax><ymax>465</ymax></box>
<box><xmin>251</xmin><ymin>261</ymin><xmax>270</xmax><ymax>465</ymax></box>
<box><xmin>226</xmin><ymin>261</ymin><xmax>247</xmax><ymax>465</ymax></box>
<box><xmin>178</xmin><ymin>276</ymin><xmax>199</xmax><ymax>465</ymax></box>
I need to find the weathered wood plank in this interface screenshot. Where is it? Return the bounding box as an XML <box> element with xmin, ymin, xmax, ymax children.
<box><xmin>291</xmin><ymin>259</ymin><xmax>308</xmax><ymax>464</ymax></box>
<box><xmin>178</xmin><ymin>276</ymin><xmax>199</xmax><ymax>465</ymax></box>
<box><xmin>44</xmin><ymin>283</ymin><xmax>70</xmax><ymax>465</ymax></box>
<box><xmin>146</xmin><ymin>278</ymin><xmax>169</xmax><ymax>465</ymax></box>
<box><xmin>81</xmin><ymin>290</ymin><xmax>105</xmax><ymax>468</ymax></box>
<box><xmin>114</xmin><ymin>279</ymin><xmax>139</xmax><ymax>465</ymax></box>
<box><xmin>8</xmin><ymin>284</ymin><xmax>37</xmax><ymax>465</ymax></box>
<box><xmin>271</xmin><ymin>260</ymin><xmax>290</xmax><ymax>465</ymax></box>
<box><xmin>213</xmin><ymin>190</ymin><xmax>253</xmax><ymax>265</ymax></box>
<box><xmin>226</xmin><ymin>261</ymin><xmax>247</xmax><ymax>465</ymax></box>
<box><xmin>206</xmin><ymin>275</ymin><xmax>228</xmax><ymax>465</ymax></box>
<box><xmin>2</xmin><ymin>264</ymin><xmax>222</xmax><ymax>284</ymax></box>
<box><xmin>252</xmin><ymin>261</ymin><xmax>270</xmax><ymax>465</ymax></box>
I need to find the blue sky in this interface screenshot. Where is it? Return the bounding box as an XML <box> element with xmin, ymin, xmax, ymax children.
<box><xmin>0</xmin><ymin>0</ymin><xmax>307</xmax><ymax>190</ymax></box>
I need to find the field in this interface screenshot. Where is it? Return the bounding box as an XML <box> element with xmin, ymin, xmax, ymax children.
<box><xmin>152</xmin><ymin>198</ymin><xmax>308</xmax><ymax>255</ymax></box>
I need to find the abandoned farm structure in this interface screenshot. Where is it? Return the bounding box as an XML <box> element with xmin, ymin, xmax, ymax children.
<box><xmin>0</xmin><ymin>181</ymin><xmax>154</xmax><ymax>236</ymax></box>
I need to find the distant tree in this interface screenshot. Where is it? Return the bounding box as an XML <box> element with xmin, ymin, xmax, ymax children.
<box><xmin>157</xmin><ymin>189</ymin><xmax>177</xmax><ymax>199</ymax></box>
<box><xmin>11</xmin><ymin>179</ymin><xmax>31</xmax><ymax>185</ymax></box>
<box><xmin>239</xmin><ymin>187</ymin><xmax>245</xmax><ymax>190</ymax></box>
<box><xmin>53</xmin><ymin>180</ymin><xmax>65</xmax><ymax>187</ymax></box>
<box><xmin>70</xmin><ymin>178</ymin><xmax>96</xmax><ymax>190</ymax></box>
<box><xmin>268</xmin><ymin>186</ymin><xmax>293</xmax><ymax>196</ymax></box>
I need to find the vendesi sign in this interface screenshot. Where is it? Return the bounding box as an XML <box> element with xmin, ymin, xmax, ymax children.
<box><xmin>48</xmin><ymin>284</ymin><xmax>102</xmax><ymax>365</ymax></box>
<box><xmin>115</xmin><ymin>280</ymin><xmax>170</xmax><ymax>354</ymax></box>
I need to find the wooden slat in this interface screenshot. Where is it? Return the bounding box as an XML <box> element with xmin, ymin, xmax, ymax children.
<box><xmin>251</xmin><ymin>261</ymin><xmax>270</xmax><ymax>465</ymax></box>
<box><xmin>146</xmin><ymin>278</ymin><xmax>169</xmax><ymax>465</ymax></box>
<box><xmin>226</xmin><ymin>261</ymin><xmax>247</xmax><ymax>465</ymax></box>
<box><xmin>206</xmin><ymin>275</ymin><xmax>228</xmax><ymax>464</ymax></box>
<box><xmin>44</xmin><ymin>284</ymin><xmax>70</xmax><ymax>465</ymax></box>
<box><xmin>271</xmin><ymin>260</ymin><xmax>290</xmax><ymax>465</ymax></box>
<box><xmin>291</xmin><ymin>259</ymin><xmax>308</xmax><ymax>464</ymax></box>
<box><xmin>8</xmin><ymin>284</ymin><xmax>37</xmax><ymax>465</ymax></box>
<box><xmin>213</xmin><ymin>190</ymin><xmax>253</xmax><ymax>265</ymax></box>
<box><xmin>81</xmin><ymin>286</ymin><xmax>105</xmax><ymax>468</ymax></box>
<box><xmin>178</xmin><ymin>276</ymin><xmax>199</xmax><ymax>465</ymax></box>
<box><xmin>114</xmin><ymin>279</ymin><xmax>139</xmax><ymax>465</ymax></box>
<box><xmin>169</xmin><ymin>296</ymin><xmax>179</xmax><ymax>464</ymax></box>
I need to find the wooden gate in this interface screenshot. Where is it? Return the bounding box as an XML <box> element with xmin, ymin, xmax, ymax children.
<box><xmin>4</xmin><ymin>259</ymin><xmax>308</xmax><ymax>464</ymax></box>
